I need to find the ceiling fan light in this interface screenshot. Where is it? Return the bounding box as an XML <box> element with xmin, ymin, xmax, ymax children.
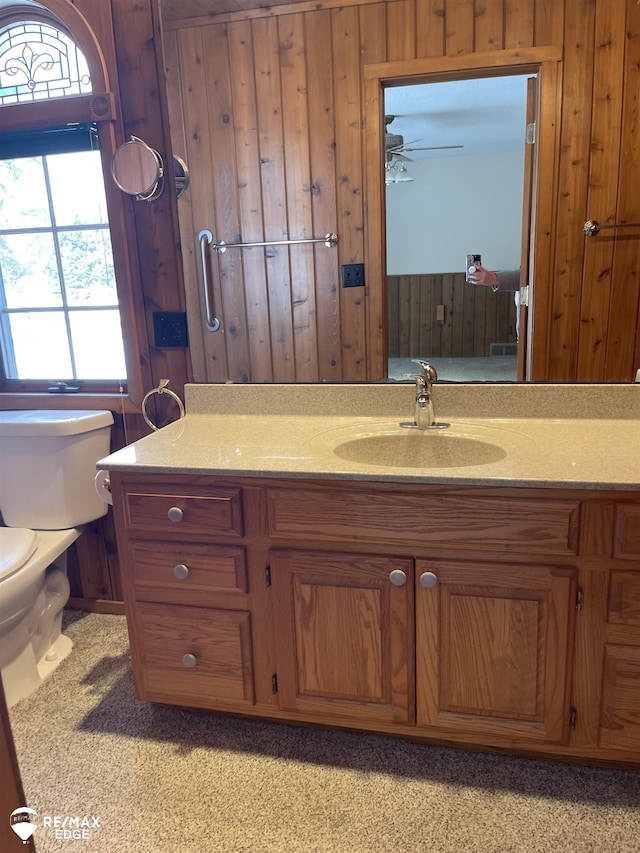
<box><xmin>393</xmin><ymin>161</ymin><xmax>413</xmax><ymax>183</ymax></box>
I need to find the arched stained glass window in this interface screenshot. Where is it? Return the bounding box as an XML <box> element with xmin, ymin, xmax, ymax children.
<box><xmin>0</xmin><ymin>21</ymin><xmax>92</xmax><ymax>105</ymax></box>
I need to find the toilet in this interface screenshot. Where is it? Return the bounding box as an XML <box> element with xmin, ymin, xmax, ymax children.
<box><xmin>0</xmin><ymin>410</ymin><xmax>113</xmax><ymax>708</ymax></box>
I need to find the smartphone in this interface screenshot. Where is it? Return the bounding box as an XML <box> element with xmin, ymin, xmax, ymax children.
<box><xmin>466</xmin><ymin>253</ymin><xmax>481</xmax><ymax>282</ymax></box>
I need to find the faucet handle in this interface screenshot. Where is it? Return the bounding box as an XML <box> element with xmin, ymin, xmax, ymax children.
<box><xmin>411</xmin><ymin>359</ymin><xmax>438</xmax><ymax>382</ymax></box>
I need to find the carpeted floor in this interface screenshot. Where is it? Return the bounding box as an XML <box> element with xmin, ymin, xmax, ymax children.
<box><xmin>8</xmin><ymin>611</ymin><xmax>640</xmax><ymax>853</ymax></box>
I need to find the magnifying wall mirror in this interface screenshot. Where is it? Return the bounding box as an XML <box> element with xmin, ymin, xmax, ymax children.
<box><xmin>111</xmin><ymin>136</ymin><xmax>164</xmax><ymax>201</ymax></box>
<box><xmin>111</xmin><ymin>136</ymin><xmax>189</xmax><ymax>201</ymax></box>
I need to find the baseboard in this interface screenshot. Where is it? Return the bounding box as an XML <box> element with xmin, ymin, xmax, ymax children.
<box><xmin>67</xmin><ymin>598</ymin><xmax>126</xmax><ymax>616</ymax></box>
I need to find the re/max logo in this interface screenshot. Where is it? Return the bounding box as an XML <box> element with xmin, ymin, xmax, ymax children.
<box><xmin>42</xmin><ymin>816</ymin><xmax>101</xmax><ymax>829</ymax></box>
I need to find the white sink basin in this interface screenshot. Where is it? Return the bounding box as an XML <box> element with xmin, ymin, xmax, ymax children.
<box><xmin>332</xmin><ymin>431</ymin><xmax>507</xmax><ymax>469</ymax></box>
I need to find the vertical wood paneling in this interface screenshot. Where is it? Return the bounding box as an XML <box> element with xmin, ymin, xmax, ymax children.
<box><xmin>228</xmin><ymin>20</ymin><xmax>274</xmax><ymax>382</ymax></box>
<box><xmin>474</xmin><ymin>0</ymin><xmax>505</xmax><ymax>52</ymax></box>
<box><xmin>416</xmin><ymin>0</ymin><xmax>446</xmax><ymax>58</ymax></box>
<box><xmin>360</xmin><ymin>2</ymin><xmax>388</xmax><ymax>65</ymax></box>
<box><xmin>305</xmin><ymin>11</ymin><xmax>341</xmax><ymax>381</ymax></box>
<box><xmin>177</xmin><ymin>26</ymin><xmax>230</xmax><ymax>381</ymax></box>
<box><xmin>504</xmin><ymin>0</ymin><xmax>535</xmax><ymax>49</ymax></box>
<box><xmin>203</xmin><ymin>24</ymin><xmax>252</xmax><ymax>382</ymax></box>
<box><xmin>444</xmin><ymin>0</ymin><xmax>475</xmax><ymax>55</ymax></box>
<box><xmin>253</xmin><ymin>17</ymin><xmax>296</xmax><ymax>381</ymax></box>
<box><xmin>162</xmin><ymin>30</ymin><xmax>208</xmax><ymax>380</ymax></box>
<box><xmin>533</xmin><ymin>0</ymin><xmax>564</xmax><ymax>46</ymax></box>
<box><xmin>111</xmin><ymin>0</ymin><xmax>192</xmax><ymax>403</ymax></box>
<box><xmin>278</xmin><ymin>13</ymin><xmax>319</xmax><ymax>380</ymax></box>
<box><xmin>332</xmin><ymin>7</ymin><xmax>367</xmax><ymax>380</ymax></box>
<box><xmin>386</xmin><ymin>0</ymin><xmax>416</xmax><ymax>60</ymax></box>
<box><xmin>577</xmin><ymin>1</ymin><xmax>627</xmax><ymax>380</ymax></box>
<box><xmin>606</xmin><ymin>0</ymin><xmax>640</xmax><ymax>380</ymax></box>
<box><xmin>387</xmin><ymin>272</ymin><xmax>516</xmax><ymax>357</ymax></box>
<box><xmin>548</xmin><ymin>0</ymin><xmax>596</xmax><ymax>380</ymax></box>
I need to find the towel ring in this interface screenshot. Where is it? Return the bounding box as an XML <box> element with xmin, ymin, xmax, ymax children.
<box><xmin>141</xmin><ymin>380</ymin><xmax>185</xmax><ymax>432</ymax></box>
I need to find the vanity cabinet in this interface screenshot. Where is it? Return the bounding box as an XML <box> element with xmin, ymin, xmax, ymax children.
<box><xmin>110</xmin><ymin>472</ymin><xmax>640</xmax><ymax>767</ymax></box>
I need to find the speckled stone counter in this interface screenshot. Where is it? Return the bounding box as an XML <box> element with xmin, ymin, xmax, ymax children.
<box><xmin>98</xmin><ymin>383</ymin><xmax>640</xmax><ymax>490</ymax></box>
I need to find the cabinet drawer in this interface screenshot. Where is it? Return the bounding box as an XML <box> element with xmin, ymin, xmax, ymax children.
<box><xmin>122</xmin><ymin>486</ymin><xmax>243</xmax><ymax>537</ymax></box>
<box><xmin>613</xmin><ymin>505</ymin><xmax>640</xmax><ymax>559</ymax></box>
<box><xmin>134</xmin><ymin>602</ymin><xmax>254</xmax><ymax>708</ymax></box>
<box><xmin>130</xmin><ymin>541</ymin><xmax>247</xmax><ymax>603</ymax></box>
<box><xmin>267</xmin><ymin>488</ymin><xmax>580</xmax><ymax>555</ymax></box>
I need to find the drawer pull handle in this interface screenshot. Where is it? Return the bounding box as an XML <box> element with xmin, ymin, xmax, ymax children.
<box><xmin>389</xmin><ymin>569</ymin><xmax>407</xmax><ymax>587</ymax></box>
<box><xmin>182</xmin><ymin>653</ymin><xmax>197</xmax><ymax>668</ymax></box>
<box><xmin>420</xmin><ymin>571</ymin><xmax>438</xmax><ymax>589</ymax></box>
<box><xmin>167</xmin><ymin>506</ymin><xmax>184</xmax><ymax>523</ymax></box>
<box><xmin>173</xmin><ymin>564</ymin><xmax>189</xmax><ymax>580</ymax></box>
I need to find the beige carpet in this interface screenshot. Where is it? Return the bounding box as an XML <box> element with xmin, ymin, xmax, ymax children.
<box><xmin>8</xmin><ymin>611</ymin><xmax>640</xmax><ymax>853</ymax></box>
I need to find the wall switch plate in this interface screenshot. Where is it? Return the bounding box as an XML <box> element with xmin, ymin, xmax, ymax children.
<box><xmin>153</xmin><ymin>311</ymin><xmax>189</xmax><ymax>347</ymax></box>
<box><xmin>342</xmin><ymin>263</ymin><xmax>365</xmax><ymax>288</ymax></box>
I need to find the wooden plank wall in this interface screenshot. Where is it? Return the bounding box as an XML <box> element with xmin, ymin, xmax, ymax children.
<box><xmin>161</xmin><ymin>0</ymin><xmax>639</xmax><ymax>383</ymax></box>
<box><xmin>387</xmin><ymin>273</ymin><xmax>517</xmax><ymax>359</ymax></box>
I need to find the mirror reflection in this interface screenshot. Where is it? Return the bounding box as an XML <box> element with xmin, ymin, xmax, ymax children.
<box><xmin>384</xmin><ymin>75</ymin><xmax>531</xmax><ymax>383</ymax></box>
<box><xmin>111</xmin><ymin>136</ymin><xmax>164</xmax><ymax>200</ymax></box>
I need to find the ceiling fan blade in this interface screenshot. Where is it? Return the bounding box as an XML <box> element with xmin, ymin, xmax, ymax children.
<box><xmin>403</xmin><ymin>145</ymin><xmax>464</xmax><ymax>151</ymax></box>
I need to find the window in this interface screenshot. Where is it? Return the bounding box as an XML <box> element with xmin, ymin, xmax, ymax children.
<box><xmin>0</xmin><ymin>17</ymin><xmax>130</xmax><ymax>393</ymax></box>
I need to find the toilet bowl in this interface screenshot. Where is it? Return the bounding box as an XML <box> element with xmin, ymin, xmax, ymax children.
<box><xmin>0</xmin><ymin>410</ymin><xmax>113</xmax><ymax>708</ymax></box>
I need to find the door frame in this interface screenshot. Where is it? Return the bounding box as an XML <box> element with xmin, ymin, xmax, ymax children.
<box><xmin>363</xmin><ymin>46</ymin><xmax>563</xmax><ymax>381</ymax></box>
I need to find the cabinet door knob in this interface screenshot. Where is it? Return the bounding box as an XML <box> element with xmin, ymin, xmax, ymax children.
<box><xmin>420</xmin><ymin>571</ymin><xmax>438</xmax><ymax>588</ymax></box>
<box><xmin>389</xmin><ymin>569</ymin><xmax>407</xmax><ymax>586</ymax></box>
<box><xmin>182</xmin><ymin>653</ymin><xmax>197</xmax><ymax>668</ymax></box>
<box><xmin>167</xmin><ymin>506</ymin><xmax>184</xmax><ymax>523</ymax></box>
<box><xmin>173</xmin><ymin>563</ymin><xmax>189</xmax><ymax>580</ymax></box>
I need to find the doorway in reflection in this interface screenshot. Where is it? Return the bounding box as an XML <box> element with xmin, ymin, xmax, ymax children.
<box><xmin>384</xmin><ymin>74</ymin><xmax>531</xmax><ymax>383</ymax></box>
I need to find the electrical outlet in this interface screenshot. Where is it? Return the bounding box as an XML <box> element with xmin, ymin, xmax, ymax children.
<box><xmin>342</xmin><ymin>263</ymin><xmax>365</xmax><ymax>288</ymax></box>
<box><xmin>153</xmin><ymin>311</ymin><xmax>189</xmax><ymax>347</ymax></box>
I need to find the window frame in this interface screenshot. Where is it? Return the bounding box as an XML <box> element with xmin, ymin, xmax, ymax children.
<box><xmin>0</xmin><ymin>7</ymin><xmax>151</xmax><ymax>412</ymax></box>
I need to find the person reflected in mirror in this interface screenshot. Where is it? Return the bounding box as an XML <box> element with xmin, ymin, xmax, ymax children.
<box><xmin>467</xmin><ymin>264</ymin><xmax>520</xmax><ymax>293</ymax></box>
<box><xmin>467</xmin><ymin>264</ymin><xmax>521</xmax><ymax>339</ymax></box>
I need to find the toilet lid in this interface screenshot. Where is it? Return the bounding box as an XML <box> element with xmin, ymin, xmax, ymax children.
<box><xmin>0</xmin><ymin>528</ymin><xmax>39</xmax><ymax>580</ymax></box>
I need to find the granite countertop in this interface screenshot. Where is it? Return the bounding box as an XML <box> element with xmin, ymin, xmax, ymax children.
<box><xmin>98</xmin><ymin>383</ymin><xmax>640</xmax><ymax>490</ymax></box>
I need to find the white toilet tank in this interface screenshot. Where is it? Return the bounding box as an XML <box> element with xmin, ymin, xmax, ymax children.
<box><xmin>0</xmin><ymin>410</ymin><xmax>114</xmax><ymax>530</ymax></box>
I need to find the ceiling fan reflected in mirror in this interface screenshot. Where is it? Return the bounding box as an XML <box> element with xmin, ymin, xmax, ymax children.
<box><xmin>384</xmin><ymin>115</ymin><xmax>464</xmax><ymax>161</ymax></box>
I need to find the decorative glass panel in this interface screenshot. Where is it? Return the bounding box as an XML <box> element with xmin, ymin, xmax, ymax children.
<box><xmin>0</xmin><ymin>22</ymin><xmax>91</xmax><ymax>105</ymax></box>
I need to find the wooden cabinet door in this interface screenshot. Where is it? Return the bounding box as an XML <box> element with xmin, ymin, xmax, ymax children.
<box><xmin>270</xmin><ymin>550</ymin><xmax>414</xmax><ymax>725</ymax></box>
<box><xmin>416</xmin><ymin>559</ymin><xmax>576</xmax><ymax>743</ymax></box>
<box><xmin>600</xmin><ymin>570</ymin><xmax>640</xmax><ymax>753</ymax></box>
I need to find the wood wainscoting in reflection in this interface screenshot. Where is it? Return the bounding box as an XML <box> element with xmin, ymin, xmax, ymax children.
<box><xmin>387</xmin><ymin>272</ymin><xmax>517</xmax><ymax>359</ymax></box>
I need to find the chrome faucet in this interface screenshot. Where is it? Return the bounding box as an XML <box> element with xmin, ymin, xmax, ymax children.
<box><xmin>400</xmin><ymin>360</ymin><xmax>450</xmax><ymax>430</ymax></box>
